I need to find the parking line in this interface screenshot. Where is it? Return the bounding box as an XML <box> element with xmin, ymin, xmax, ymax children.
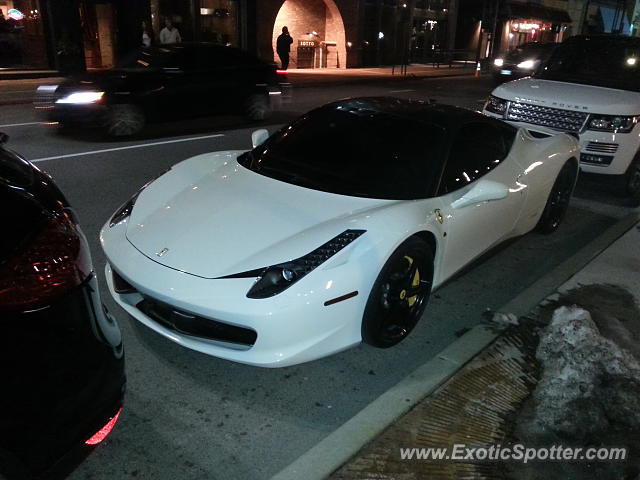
<box><xmin>30</xmin><ymin>133</ymin><xmax>226</xmax><ymax>163</ymax></box>
<box><xmin>0</xmin><ymin>121</ymin><xmax>42</xmax><ymax>128</ymax></box>
<box><xmin>388</xmin><ymin>89</ymin><xmax>415</xmax><ymax>93</ymax></box>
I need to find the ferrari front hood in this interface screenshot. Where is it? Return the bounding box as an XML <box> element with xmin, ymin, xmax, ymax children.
<box><xmin>125</xmin><ymin>151</ymin><xmax>388</xmax><ymax>278</ymax></box>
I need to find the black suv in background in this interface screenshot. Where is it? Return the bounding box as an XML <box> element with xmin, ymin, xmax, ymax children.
<box><xmin>0</xmin><ymin>133</ymin><xmax>125</xmax><ymax>479</ymax></box>
<box><xmin>492</xmin><ymin>42</ymin><xmax>559</xmax><ymax>83</ymax></box>
<box><xmin>35</xmin><ymin>43</ymin><xmax>289</xmax><ymax>136</ymax></box>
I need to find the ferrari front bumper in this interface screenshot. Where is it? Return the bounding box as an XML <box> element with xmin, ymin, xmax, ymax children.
<box><xmin>103</xmin><ymin>243</ymin><xmax>369</xmax><ymax>367</ymax></box>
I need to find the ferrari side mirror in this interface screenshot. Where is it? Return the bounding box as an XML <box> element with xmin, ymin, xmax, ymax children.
<box><xmin>251</xmin><ymin>129</ymin><xmax>269</xmax><ymax>148</ymax></box>
<box><xmin>0</xmin><ymin>132</ymin><xmax>8</xmax><ymax>144</ymax></box>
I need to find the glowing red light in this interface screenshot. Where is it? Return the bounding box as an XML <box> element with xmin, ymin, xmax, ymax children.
<box><xmin>84</xmin><ymin>409</ymin><xmax>121</xmax><ymax>445</ymax></box>
<box><xmin>276</xmin><ymin>70</ymin><xmax>287</xmax><ymax>74</ymax></box>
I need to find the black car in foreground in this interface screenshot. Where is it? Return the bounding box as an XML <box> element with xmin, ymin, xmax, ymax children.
<box><xmin>492</xmin><ymin>42</ymin><xmax>559</xmax><ymax>83</ymax></box>
<box><xmin>0</xmin><ymin>133</ymin><xmax>125</xmax><ymax>479</ymax></box>
<box><xmin>35</xmin><ymin>43</ymin><xmax>289</xmax><ymax>136</ymax></box>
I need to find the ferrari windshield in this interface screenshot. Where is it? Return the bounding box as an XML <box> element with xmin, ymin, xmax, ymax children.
<box><xmin>239</xmin><ymin>104</ymin><xmax>446</xmax><ymax>200</ymax></box>
<box><xmin>535</xmin><ymin>38</ymin><xmax>640</xmax><ymax>92</ymax></box>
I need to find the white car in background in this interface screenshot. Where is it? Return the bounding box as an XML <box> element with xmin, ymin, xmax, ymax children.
<box><xmin>484</xmin><ymin>35</ymin><xmax>640</xmax><ymax>206</ymax></box>
<box><xmin>101</xmin><ymin>98</ymin><xmax>579</xmax><ymax>367</ymax></box>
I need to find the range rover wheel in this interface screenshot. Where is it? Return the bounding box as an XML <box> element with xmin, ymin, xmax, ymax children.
<box><xmin>535</xmin><ymin>161</ymin><xmax>578</xmax><ymax>234</ymax></box>
<box><xmin>624</xmin><ymin>154</ymin><xmax>640</xmax><ymax>207</ymax></box>
<box><xmin>105</xmin><ymin>104</ymin><xmax>145</xmax><ymax>137</ymax></box>
<box><xmin>362</xmin><ymin>237</ymin><xmax>433</xmax><ymax>349</ymax></box>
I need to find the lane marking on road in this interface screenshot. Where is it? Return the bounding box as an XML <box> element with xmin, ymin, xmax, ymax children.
<box><xmin>0</xmin><ymin>121</ymin><xmax>43</xmax><ymax>128</ymax></box>
<box><xmin>388</xmin><ymin>89</ymin><xmax>416</xmax><ymax>93</ymax></box>
<box><xmin>30</xmin><ymin>133</ymin><xmax>226</xmax><ymax>163</ymax></box>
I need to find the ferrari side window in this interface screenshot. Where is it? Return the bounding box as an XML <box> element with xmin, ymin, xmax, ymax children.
<box><xmin>440</xmin><ymin>122</ymin><xmax>511</xmax><ymax>194</ymax></box>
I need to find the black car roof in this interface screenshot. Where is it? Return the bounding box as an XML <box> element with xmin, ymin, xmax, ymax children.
<box><xmin>565</xmin><ymin>34</ymin><xmax>640</xmax><ymax>45</ymax></box>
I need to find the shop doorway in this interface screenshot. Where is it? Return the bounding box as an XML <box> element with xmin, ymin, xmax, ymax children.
<box><xmin>272</xmin><ymin>0</ymin><xmax>346</xmax><ymax>69</ymax></box>
<box><xmin>80</xmin><ymin>0</ymin><xmax>116</xmax><ymax>69</ymax></box>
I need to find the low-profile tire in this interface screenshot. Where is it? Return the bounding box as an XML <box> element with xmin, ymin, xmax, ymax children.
<box><xmin>244</xmin><ymin>94</ymin><xmax>271</xmax><ymax>121</ymax></box>
<box><xmin>535</xmin><ymin>161</ymin><xmax>578</xmax><ymax>234</ymax></box>
<box><xmin>104</xmin><ymin>104</ymin><xmax>145</xmax><ymax>137</ymax></box>
<box><xmin>623</xmin><ymin>154</ymin><xmax>640</xmax><ymax>207</ymax></box>
<box><xmin>362</xmin><ymin>237</ymin><xmax>434</xmax><ymax>349</ymax></box>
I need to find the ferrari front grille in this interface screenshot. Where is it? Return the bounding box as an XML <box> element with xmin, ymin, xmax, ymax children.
<box><xmin>506</xmin><ymin>102</ymin><xmax>589</xmax><ymax>132</ymax></box>
<box><xmin>137</xmin><ymin>296</ymin><xmax>257</xmax><ymax>347</ymax></box>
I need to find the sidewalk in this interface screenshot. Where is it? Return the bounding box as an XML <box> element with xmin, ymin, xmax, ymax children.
<box><xmin>0</xmin><ymin>63</ymin><xmax>476</xmax><ymax>106</ymax></box>
<box><xmin>273</xmin><ymin>214</ymin><xmax>640</xmax><ymax>480</ymax></box>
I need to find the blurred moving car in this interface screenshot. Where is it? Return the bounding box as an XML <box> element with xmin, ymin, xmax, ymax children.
<box><xmin>34</xmin><ymin>43</ymin><xmax>289</xmax><ymax>137</ymax></box>
<box><xmin>492</xmin><ymin>42</ymin><xmax>559</xmax><ymax>83</ymax></box>
<box><xmin>484</xmin><ymin>35</ymin><xmax>640</xmax><ymax>206</ymax></box>
<box><xmin>101</xmin><ymin>98</ymin><xmax>579</xmax><ymax>368</ymax></box>
<box><xmin>0</xmin><ymin>133</ymin><xmax>125</xmax><ymax>479</ymax></box>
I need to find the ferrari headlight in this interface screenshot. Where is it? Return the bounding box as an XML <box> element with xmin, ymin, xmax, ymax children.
<box><xmin>484</xmin><ymin>95</ymin><xmax>508</xmax><ymax>116</ymax></box>
<box><xmin>587</xmin><ymin>114</ymin><xmax>639</xmax><ymax>133</ymax></box>
<box><xmin>56</xmin><ymin>91</ymin><xmax>105</xmax><ymax>105</ymax></box>
<box><xmin>109</xmin><ymin>169</ymin><xmax>170</xmax><ymax>227</ymax></box>
<box><xmin>516</xmin><ymin>59</ymin><xmax>536</xmax><ymax>70</ymax></box>
<box><xmin>242</xmin><ymin>230</ymin><xmax>366</xmax><ymax>299</ymax></box>
<box><xmin>493</xmin><ymin>58</ymin><xmax>504</xmax><ymax>67</ymax></box>
<box><xmin>109</xmin><ymin>193</ymin><xmax>140</xmax><ymax>227</ymax></box>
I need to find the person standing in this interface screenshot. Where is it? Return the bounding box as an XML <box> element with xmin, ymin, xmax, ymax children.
<box><xmin>276</xmin><ymin>26</ymin><xmax>293</xmax><ymax>70</ymax></box>
<box><xmin>159</xmin><ymin>19</ymin><xmax>181</xmax><ymax>45</ymax></box>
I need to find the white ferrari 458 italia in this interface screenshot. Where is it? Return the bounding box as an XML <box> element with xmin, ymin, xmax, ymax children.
<box><xmin>101</xmin><ymin>98</ymin><xmax>579</xmax><ymax>367</ymax></box>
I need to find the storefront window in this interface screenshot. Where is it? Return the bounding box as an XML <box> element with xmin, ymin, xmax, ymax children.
<box><xmin>199</xmin><ymin>0</ymin><xmax>238</xmax><ymax>46</ymax></box>
<box><xmin>0</xmin><ymin>0</ymin><xmax>47</xmax><ymax>68</ymax></box>
<box><xmin>80</xmin><ymin>0</ymin><xmax>116</xmax><ymax>69</ymax></box>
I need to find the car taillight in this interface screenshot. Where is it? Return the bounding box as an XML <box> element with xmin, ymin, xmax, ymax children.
<box><xmin>85</xmin><ymin>408</ymin><xmax>122</xmax><ymax>445</ymax></box>
<box><xmin>0</xmin><ymin>210</ymin><xmax>92</xmax><ymax>311</ymax></box>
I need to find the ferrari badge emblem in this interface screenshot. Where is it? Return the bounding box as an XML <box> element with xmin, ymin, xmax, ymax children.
<box><xmin>156</xmin><ymin>247</ymin><xmax>169</xmax><ymax>257</ymax></box>
<box><xmin>434</xmin><ymin>209</ymin><xmax>444</xmax><ymax>224</ymax></box>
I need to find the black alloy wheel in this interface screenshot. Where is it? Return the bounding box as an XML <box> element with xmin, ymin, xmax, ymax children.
<box><xmin>245</xmin><ymin>94</ymin><xmax>272</xmax><ymax>121</ymax></box>
<box><xmin>624</xmin><ymin>155</ymin><xmax>640</xmax><ymax>207</ymax></box>
<box><xmin>362</xmin><ymin>237</ymin><xmax>434</xmax><ymax>348</ymax></box>
<box><xmin>105</xmin><ymin>104</ymin><xmax>146</xmax><ymax>137</ymax></box>
<box><xmin>535</xmin><ymin>162</ymin><xmax>577</xmax><ymax>234</ymax></box>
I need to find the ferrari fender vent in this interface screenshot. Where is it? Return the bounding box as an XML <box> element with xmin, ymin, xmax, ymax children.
<box><xmin>137</xmin><ymin>296</ymin><xmax>257</xmax><ymax>347</ymax></box>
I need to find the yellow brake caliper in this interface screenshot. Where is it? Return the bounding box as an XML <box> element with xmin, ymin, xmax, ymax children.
<box><xmin>400</xmin><ymin>256</ymin><xmax>420</xmax><ymax>307</ymax></box>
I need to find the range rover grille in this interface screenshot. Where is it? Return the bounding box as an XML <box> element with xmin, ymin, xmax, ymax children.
<box><xmin>585</xmin><ymin>141</ymin><xmax>618</xmax><ymax>154</ymax></box>
<box><xmin>506</xmin><ymin>101</ymin><xmax>589</xmax><ymax>132</ymax></box>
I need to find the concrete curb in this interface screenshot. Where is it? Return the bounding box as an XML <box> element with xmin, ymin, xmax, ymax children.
<box><xmin>270</xmin><ymin>212</ymin><xmax>639</xmax><ymax>480</ymax></box>
<box><xmin>287</xmin><ymin>70</ymin><xmax>477</xmax><ymax>89</ymax></box>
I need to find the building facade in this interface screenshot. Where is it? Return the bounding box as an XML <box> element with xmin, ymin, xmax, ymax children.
<box><xmin>0</xmin><ymin>0</ymin><xmax>636</xmax><ymax>72</ymax></box>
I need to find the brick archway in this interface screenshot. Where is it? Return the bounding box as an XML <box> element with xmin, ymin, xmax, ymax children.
<box><xmin>271</xmin><ymin>0</ymin><xmax>347</xmax><ymax>69</ymax></box>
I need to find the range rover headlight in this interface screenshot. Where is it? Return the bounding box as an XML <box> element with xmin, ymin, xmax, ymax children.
<box><xmin>484</xmin><ymin>95</ymin><xmax>508</xmax><ymax>116</ymax></box>
<box><xmin>516</xmin><ymin>59</ymin><xmax>536</xmax><ymax>70</ymax></box>
<box><xmin>223</xmin><ymin>230</ymin><xmax>366</xmax><ymax>299</ymax></box>
<box><xmin>493</xmin><ymin>58</ymin><xmax>504</xmax><ymax>67</ymax></box>
<box><xmin>587</xmin><ymin>114</ymin><xmax>639</xmax><ymax>133</ymax></box>
<box><xmin>56</xmin><ymin>91</ymin><xmax>105</xmax><ymax>105</ymax></box>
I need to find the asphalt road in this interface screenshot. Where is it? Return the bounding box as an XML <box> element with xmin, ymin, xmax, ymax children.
<box><xmin>0</xmin><ymin>76</ymin><xmax>633</xmax><ymax>480</ymax></box>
